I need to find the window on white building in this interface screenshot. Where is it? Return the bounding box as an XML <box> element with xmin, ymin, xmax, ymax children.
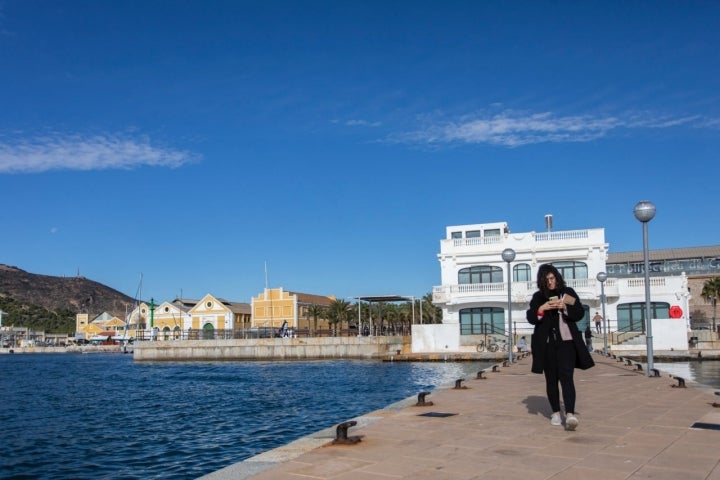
<box><xmin>458</xmin><ymin>266</ymin><xmax>503</xmax><ymax>284</ymax></box>
<box><xmin>552</xmin><ymin>261</ymin><xmax>588</xmax><ymax>280</ymax></box>
<box><xmin>466</xmin><ymin>230</ymin><xmax>481</xmax><ymax>238</ymax></box>
<box><xmin>459</xmin><ymin>307</ymin><xmax>504</xmax><ymax>335</ymax></box>
<box><xmin>513</xmin><ymin>263</ymin><xmax>531</xmax><ymax>282</ymax></box>
<box><xmin>617</xmin><ymin>302</ymin><xmax>670</xmax><ymax>331</ymax></box>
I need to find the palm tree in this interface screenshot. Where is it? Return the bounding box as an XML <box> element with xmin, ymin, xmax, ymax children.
<box><xmin>382</xmin><ymin>303</ymin><xmax>399</xmax><ymax>334</ymax></box>
<box><xmin>701</xmin><ymin>278</ymin><xmax>720</xmax><ymax>332</ymax></box>
<box><xmin>306</xmin><ymin>304</ymin><xmax>325</xmax><ymax>337</ymax></box>
<box><xmin>422</xmin><ymin>292</ymin><xmax>442</xmax><ymax>324</ymax></box>
<box><xmin>328</xmin><ymin>299</ymin><xmax>352</xmax><ymax>335</ymax></box>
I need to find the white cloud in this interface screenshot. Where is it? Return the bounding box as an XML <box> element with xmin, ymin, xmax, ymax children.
<box><xmin>345</xmin><ymin>119</ymin><xmax>382</xmax><ymax>127</ymax></box>
<box><xmin>395</xmin><ymin>110</ymin><xmax>711</xmax><ymax>147</ymax></box>
<box><xmin>0</xmin><ymin>132</ymin><xmax>198</xmax><ymax>173</ymax></box>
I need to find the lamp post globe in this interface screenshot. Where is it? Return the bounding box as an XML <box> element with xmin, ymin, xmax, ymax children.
<box><xmin>596</xmin><ymin>272</ymin><xmax>608</xmax><ymax>354</ymax></box>
<box><xmin>633</xmin><ymin>200</ymin><xmax>655</xmax><ymax>377</ymax></box>
<box><xmin>502</xmin><ymin>248</ymin><xmax>516</xmax><ymax>363</ymax></box>
<box><xmin>633</xmin><ymin>200</ymin><xmax>656</xmax><ymax>223</ymax></box>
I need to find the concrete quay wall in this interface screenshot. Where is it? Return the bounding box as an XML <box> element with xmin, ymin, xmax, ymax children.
<box><xmin>133</xmin><ymin>336</ymin><xmax>411</xmax><ymax>361</ymax></box>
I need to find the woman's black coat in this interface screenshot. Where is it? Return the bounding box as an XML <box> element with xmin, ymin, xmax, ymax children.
<box><xmin>526</xmin><ymin>286</ymin><xmax>595</xmax><ymax>374</ymax></box>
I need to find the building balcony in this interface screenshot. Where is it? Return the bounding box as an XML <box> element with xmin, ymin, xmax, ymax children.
<box><xmin>439</xmin><ymin>228</ymin><xmax>606</xmax><ymax>256</ymax></box>
<box><xmin>432</xmin><ymin>277</ymin><xmax>623</xmax><ymax>306</ymax></box>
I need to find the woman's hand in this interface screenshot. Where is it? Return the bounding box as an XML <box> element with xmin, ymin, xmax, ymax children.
<box><xmin>538</xmin><ymin>298</ymin><xmax>563</xmax><ymax>313</ymax></box>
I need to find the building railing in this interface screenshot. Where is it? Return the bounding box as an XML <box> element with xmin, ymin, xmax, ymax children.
<box><xmin>433</xmin><ymin>276</ymin><xmax>633</xmax><ymax>304</ymax></box>
<box><xmin>440</xmin><ymin>228</ymin><xmax>603</xmax><ymax>255</ymax></box>
<box><xmin>133</xmin><ymin>326</ymin><xmax>412</xmax><ymax>342</ymax></box>
<box><xmin>534</xmin><ymin>229</ymin><xmax>589</xmax><ymax>242</ymax></box>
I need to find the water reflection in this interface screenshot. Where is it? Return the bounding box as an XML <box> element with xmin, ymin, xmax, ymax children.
<box><xmin>653</xmin><ymin>360</ymin><xmax>720</xmax><ymax>388</ymax></box>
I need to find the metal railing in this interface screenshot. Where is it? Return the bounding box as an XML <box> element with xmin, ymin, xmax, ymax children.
<box><xmin>133</xmin><ymin>326</ymin><xmax>412</xmax><ymax>342</ymax></box>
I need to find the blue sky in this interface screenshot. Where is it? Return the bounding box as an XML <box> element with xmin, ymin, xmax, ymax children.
<box><xmin>1</xmin><ymin>1</ymin><xmax>718</xmax><ymax>304</ymax></box>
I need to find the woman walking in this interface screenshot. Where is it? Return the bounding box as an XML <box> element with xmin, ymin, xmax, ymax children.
<box><xmin>526</xmin><ymin>264</ymin><xmax>594</xmax><ymax>430</ymax></box>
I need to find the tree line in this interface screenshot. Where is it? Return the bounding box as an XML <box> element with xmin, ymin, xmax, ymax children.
<box><xmin>0</xmin><ymin>296</ymin><xmax>76</xmax><ymax>333</ymax></box>
<box><xmin>305</xmin><ymin>293</ymin><xmax>442</xmax><ymax>334</ymax></box>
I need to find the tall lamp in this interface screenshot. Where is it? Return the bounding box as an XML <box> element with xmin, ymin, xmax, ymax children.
<box><xmin>502</xmin><ymin>248</ymin><xmax>516</xmax><ymax>363</ymax></box>
<box><xmin>596</xmin><ymin>272</ymin><xmax>608</xmax><ymax>354</ymax></box>
<box><xmin>634</xmin><ymin>200</ymin><xmax>656</xmax><ymax>377</ymax></box>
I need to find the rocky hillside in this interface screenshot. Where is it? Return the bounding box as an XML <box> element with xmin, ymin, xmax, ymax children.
<box><xmin>0</xmin><ymin>264</ymin><xmax>135</xmax><ymax>332</ymax></box>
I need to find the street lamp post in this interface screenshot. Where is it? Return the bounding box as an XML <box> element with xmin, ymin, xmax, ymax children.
<box><xmin>712</xmin><ymin>295</ymin><xmax>717</xmax><ymax>336</ymax></box>
<box><xmin>502</xmin><ymin>248</ymin><xmax>516</xmax><ymax>363</ymax></box>
<box><xmin>634</xmin><ymin>200</ymin><xmax>656</xmax><ymax>377</ymax></box>
<box><xmin>596</xmin><ymin>272</ymin><xmax>608</xmax><ymax>354</ymax></box>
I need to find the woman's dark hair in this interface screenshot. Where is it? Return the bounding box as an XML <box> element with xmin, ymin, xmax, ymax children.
<box><xmin>537</xmin><ymin>264</ymin><xmax>566</xmax><ymax>294</ymax></box>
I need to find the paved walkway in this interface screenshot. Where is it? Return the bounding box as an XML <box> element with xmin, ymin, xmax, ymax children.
<box><xmin>201</xmin><ymin>353</ymin><xmax>720</xmax><ymax>480</ymax></box>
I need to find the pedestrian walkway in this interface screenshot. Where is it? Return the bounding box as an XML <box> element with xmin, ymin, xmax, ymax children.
<box><xmin>201</xmin><ymin>353</ymin><xmax>720</xmax><ymax>480</ymax></box>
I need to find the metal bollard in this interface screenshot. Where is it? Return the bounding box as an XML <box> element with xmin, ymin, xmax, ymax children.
<box><xmin>477</xmin><ymin>370</ymin><xmax>486</xmax><ymax>380</ymax></box>
<box><xmin>650</xmin><ymin>368</ymin><xmax>660</xmax><ymax>377</ymax></box>
<box><xmin>635</xmin><ymin>363</ymin><xmax>643</xmax><ymax>372</ymax></box>
<box><xmin>454</xmin><ymin>378</ymin><xmax>467</xmax><ymax>389</ymax></box>
<box><xmin>332</xmin><ymin>421</ymin><xmax>362</xmax><ymax>445</ymax></box>
<box><xmin>416</xmin><ymin>391</ymin><xmax>434</xmax><ymax>406</ymax></box>
<box><xmin>625</xmin><ymin>359</ymin><xmax>633</xmax><ymax>366</ymax></box>
<box><xmin>492</xmin><ymin>365</ymin><xmax>499</xmax><ymax>373</ymax></box>
<box><xmin>671</xmin><ymin>376</ymin><xmax>686</xmax><ymax>388</ymax></box>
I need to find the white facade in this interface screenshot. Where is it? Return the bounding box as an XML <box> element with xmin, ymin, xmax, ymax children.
<box><xmin>415</xmin><ymin>222</ymin><xmax>691</xmax><ymax>354</ymax></box>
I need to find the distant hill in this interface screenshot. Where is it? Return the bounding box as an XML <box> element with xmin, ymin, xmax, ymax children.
<box><xmin>0</xmin><ymin>264</ymin><xmax>135</xmax><ymax>333</ymax></box>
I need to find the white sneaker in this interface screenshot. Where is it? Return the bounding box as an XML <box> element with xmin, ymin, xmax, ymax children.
<box><xmin>566</xmin><ymin>413</ymin><xmax>578</xmax><ymax>431</ymax></box>
<box><xmin>550</xmin><ymin>412</ymin><xmax>562</xmax><ymax>426</ymax></box>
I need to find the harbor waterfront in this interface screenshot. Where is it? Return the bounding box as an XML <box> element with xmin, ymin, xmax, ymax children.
<box><xmin>0</xmin><ymin>353</ymin><xmax>495</xmax><ymax>479</ymax></box>
<box><xmin>203</xmin><ymin>353</ymin><xmax>720</xmax><ymax>480</ymax></box>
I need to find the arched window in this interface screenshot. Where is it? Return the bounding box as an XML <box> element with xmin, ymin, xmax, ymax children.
<box><xmin>459</xmin><ymin>307</ymin><xmax>504</xmax><ymax>335</ymax></box>
<box><xmin>513</xmin><ymin>263</ymin><xmax>531</xmax><ymax>282</ymax></box>
<box><xmin>458</xmin><ymin>266</ymin><xmax>503</xmax><ymax>284</ymax></box>
<box><xmin>552</xmin><ymin>261</ymin><xmax>588</xmax><ymax>280</ymax></box>
<box><xmin>617</xmin><ymin>302</ymin><xmax>670</xmax><ymax>331</ymax></box>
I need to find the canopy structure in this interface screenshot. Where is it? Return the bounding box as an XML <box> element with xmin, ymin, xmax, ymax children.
<box><xmin>350</xmin><ymin>295</ymin><xmax>419</xmax><ymax>333</ymax></box>
<box><xmin>351</xmin><ymin>295</ymin><xmax>414</xmax><ymax>303</ymax></box>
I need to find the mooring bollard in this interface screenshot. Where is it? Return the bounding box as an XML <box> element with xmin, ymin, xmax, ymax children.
<box><xmin>332</xmin><ymin>421</ymin><xmax>361</xmax><ymax>445</ymax></box>
<box><xmin>671</xmin><ymin>376</ymin><xmax>686</xmax><ymax>388</ymax></box>
<box><xmin>625</xmin><ymin>358</ymin><xmax>633</xmax><ymax>366</ymax></box>
<box><xmin>635</xmin><ymin>363</ymin><xmax>643</xmax><ymax>372</ymax></box>
<box><xmin>477</xmin><ymin>370</ymin><xmax>486</xmax><ymax>380</ymax></box>
<box><xmin>492</xmin><ymin>365</ymin><xmax>499</xmax><ymax>373</ymax></box>
<box><xmin>416</xmin><ymin>391</ymin><xmax>434</xmax><ymax>406</ymax></box>
<box><xmin>650</xmin><ymin>368</ymin><xmax>660</xmax><ymax>377</ymax></box>
<box><xmin>454</xmin><ymin>378</ymin><xmax>467</xmax><ymax>389</ymax></box>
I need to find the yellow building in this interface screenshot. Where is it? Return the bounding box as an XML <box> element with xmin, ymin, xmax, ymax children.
<box><xmin>152</xmin><ymin>300</ymin><xmax>192</xmax><ymax>340</ymax></box>
<box><xmin>250</xmin><ymin>288</ymin><xmax>335</xmax><ymax>333</ymax></box>
<box><xmin>126</xmin><ymin>302</ymin><xmax>151</xmax><ymax>338</ymax></box>
<box><xmin>187</xmin><ymin>294</ymin><xmax>252</xmax><ymax>339</ymax></box>
<box><xmin>75</xmin><ymin>312</ymin><xmax>127</xmax><ymax>340</ymax></box>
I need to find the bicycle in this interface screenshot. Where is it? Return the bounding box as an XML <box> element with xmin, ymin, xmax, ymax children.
<box><xmin>477</xmin><ymin>339</ymin><xmax>500</xmax><ymax>352</ymax></box>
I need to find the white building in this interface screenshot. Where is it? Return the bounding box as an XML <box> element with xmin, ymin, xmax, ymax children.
<box><xmin>412</xmin><ymin>221</ymin><xmax>689</xmax><ymax>354</ymax></box>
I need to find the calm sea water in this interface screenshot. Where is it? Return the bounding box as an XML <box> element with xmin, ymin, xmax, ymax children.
<box><xmin>653</xmin><ymin>360</ymin><xmax>720</xmax><ymax>388</ymax></box>
<box><xmin>0</xmin><ymin>354</ymin><xmax>493</xmax><ymax>480</ymax></box>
